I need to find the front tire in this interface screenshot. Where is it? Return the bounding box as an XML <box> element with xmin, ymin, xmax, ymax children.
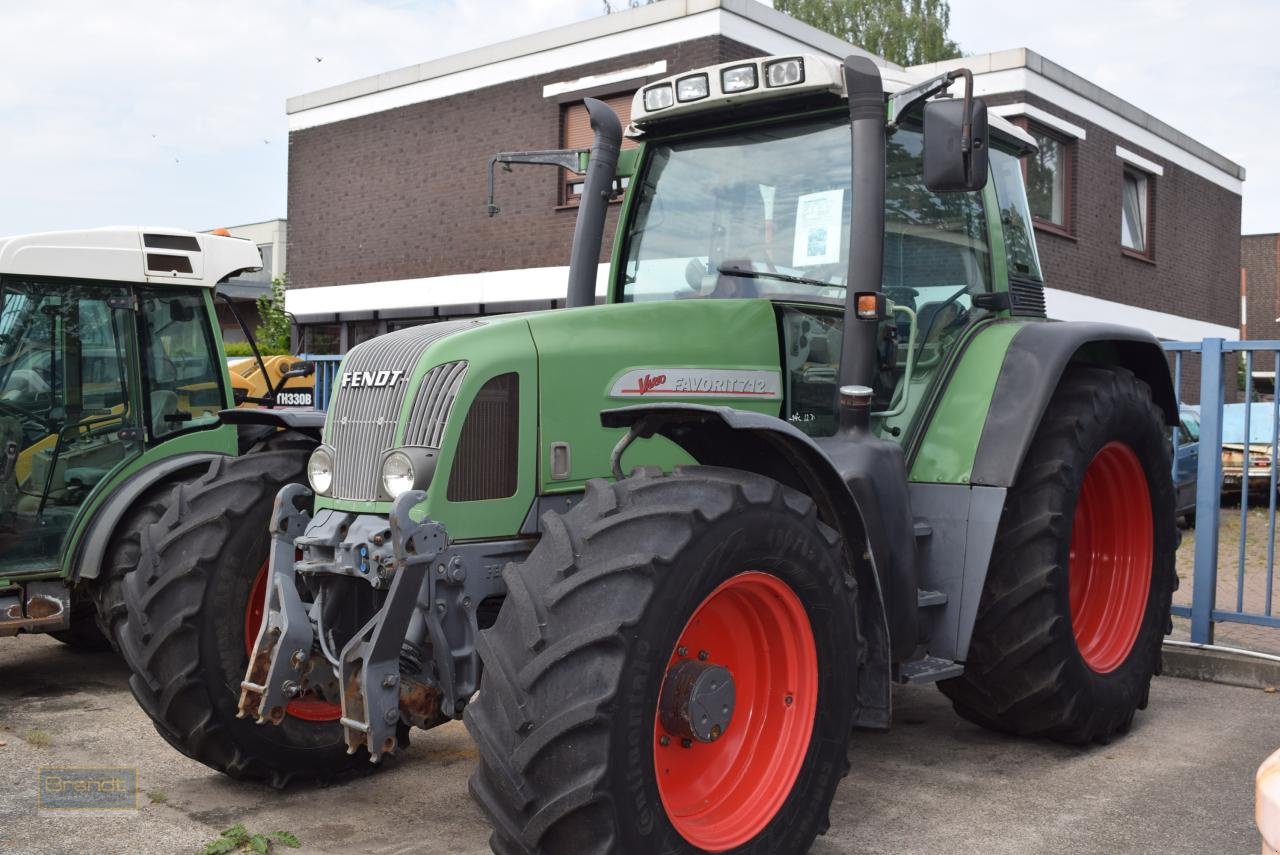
<box><xmin>466</xmin><ymin>467</ymin><xmax>859</xmax><ymax>855</ymax></box>
<box><xmin>939</xmin><ymin>366</ymin><xmax>1177</xmax><ymax>744</ymax></box>
<box><xmin>119</xmin><ymin>451</ymin><xmax>370</xmax><ymax>787</ymax></box>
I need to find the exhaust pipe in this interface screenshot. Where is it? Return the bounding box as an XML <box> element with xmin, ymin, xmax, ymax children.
<box><xmin>837</xmin><ymin>56</ymin><xmax>886</xmax><ymax>394</ymax></box>
<box><xmin>565</xmin><ymin>98</ymin><xmax>623</xmax><ymax>309</ymax></box>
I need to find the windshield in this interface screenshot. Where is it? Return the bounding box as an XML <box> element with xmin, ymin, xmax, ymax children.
<box><xmin>621</xmin><ymin>113</ymin><xmax>990</xmax><ymax>306</ymax></box>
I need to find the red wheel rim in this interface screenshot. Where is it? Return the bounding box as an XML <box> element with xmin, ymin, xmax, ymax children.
<box><xmin>245</xmin><ymin>561</ymin><xmax>342</xmax><ymax>722</ymax></box>
<box><xmin>653</xmin><ymin>572</ymin><xmax>818</xmax><ymax>852</ymax></box>
<box><xmin>1068</xmin><ymin>442</ymin><xmax>1153</xmax><ymax>674</ymax></box>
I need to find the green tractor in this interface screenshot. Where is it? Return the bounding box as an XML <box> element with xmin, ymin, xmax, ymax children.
<box><xmin>120</xmin><ymin>55</ymin><xmax>1178</xmax><ymax>852</ymax></box>
<box><xmin>0</xmin><ymin>227</ymin><xmax>319</xmax><ymax>650</ymax></box>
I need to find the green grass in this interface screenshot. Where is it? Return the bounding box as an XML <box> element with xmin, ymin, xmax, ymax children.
<box><xmin>147</xmin><ymin>789</ymin><xmax>167</xmax><ymax>804</ymax></box>
<box><xmin>21</xmin><ymin>728</ymin><xmax>51</xmax><ymax>748</ymax></box>
<box><xmin>200</xmin><ymin>825</ymin><xmax>300</xmax><ymax>855</ymax></box>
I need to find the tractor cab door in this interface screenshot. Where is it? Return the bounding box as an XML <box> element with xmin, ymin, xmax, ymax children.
<box><xmin>0</xmin><ymin>278</ymin><xmax>144</xmax><ymax>573</ymax></box>
<box><xmin>780</xmin><ymin>118</ymin><xmax>994</xmax><ymax>441</ymax></box>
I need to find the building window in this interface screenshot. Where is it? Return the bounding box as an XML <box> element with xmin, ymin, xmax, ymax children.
<box><xmin>1024</xmin><ymin>126</ymin><xmax>1071</xmax><ymax>232</ymax></box>
<box><xmin>560</xmin><ymin>91</ymin><xmax>637</xmax><ymax>205</ymax></box>
<box><xmin>1121</xmin><ymin>167</ymin><xmax>1152</xmax><ymax>257</ymax></box>
<box><xmin>302</xmin><ymin>324</ymin><xmax>341</xmax><ymax>355</ymax></box>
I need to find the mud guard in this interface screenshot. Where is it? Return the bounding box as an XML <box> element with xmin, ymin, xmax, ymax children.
<box><xmin>971</xmin><ymin>322</ymin><xmax>1177</xmax><ymax>488</ymax></box>
<box><xmin>71</xmin><ymin>452</ymin><xmax>225</xmax><ymax>581</ymax></box>
<box><xmin>601</xmin><ymin>404</ymin><xmax>901</xmax><ymax>729</ymax></box>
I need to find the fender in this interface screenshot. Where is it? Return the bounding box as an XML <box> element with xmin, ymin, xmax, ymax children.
<box><xmin>219</xmin><ymin>406</ymin><xmax>325</xmax><ymax>435</ymax></box>
<box><xmin>70</xmin><ymin>452</ymin><xmax>224</xmax><ymax>581</ymax></box>
<box><xmin>971</xmin><ymin>321</ymin><xmax>1178</xmax><ymax>488</ymax></box>
<box><xmin>602</xmin><ymin>403</ymin><xmax>900</xmax><ymax>729</ymax></box>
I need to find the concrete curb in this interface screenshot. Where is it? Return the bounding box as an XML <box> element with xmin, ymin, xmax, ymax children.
<box><xmin>1162</xmin><ymin>643</ymin><xmax>1280</xmax><ymax>690</ymax></box>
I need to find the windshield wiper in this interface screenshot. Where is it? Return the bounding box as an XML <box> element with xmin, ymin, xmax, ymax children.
<box><xmin>716</xmin><ymin>265</ymin><xmax>841</xmax><ymax>290</ymax></box>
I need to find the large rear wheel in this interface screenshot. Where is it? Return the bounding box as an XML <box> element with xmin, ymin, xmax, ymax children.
<box><xmin>939</xmin><ymin>366</ymin><xmax>1177</xmax><ymax>743</ymax></box>
<box><xmin>466</xmin><ymin>467</ymin><xmax>859</xmax><ymax>854</ymax></box>
<box><xmin>119</xmin><ymin>451</ymin><xmax>369</xmax><ymax>787</ymax></box>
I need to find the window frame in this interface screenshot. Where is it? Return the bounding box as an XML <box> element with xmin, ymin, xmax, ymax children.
<box><xmin>558</xmin><ymin>91</ymin><xmax>637</xmax><ymax>208</ymax></box>
<box><xmin>1016</xmin><ymin>119</ymin><xmax>1075</xmax><ymax>239</ymax></box>
<box><xmin>1120</xmin><ymin>165</ymin><xmax>1155</xmax><ymax>262</ymax></box>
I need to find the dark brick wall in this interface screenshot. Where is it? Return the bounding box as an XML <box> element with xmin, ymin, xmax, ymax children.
<box><xmin>984</xmin><ymin>92</ymin><xmax>1241</xmax><ymax>331</ymax></box>
<box><xmin>287</xmin><ymin>36</ymin><xmax>765</xmax><ymax>290</ymax></box>
<box><xmin>1243</xmin><ymin>234</ymin><xmax>1280</xmax><ymax>341</ymax></box>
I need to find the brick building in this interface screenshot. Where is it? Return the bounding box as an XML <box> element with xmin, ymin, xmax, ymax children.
<box><xmin>1243</xmin><ymin>234</ymin><xmax>1280</xmax><ymax>341</ymax></box>
<box><xmin>283</xmin><ymin>0</ymin><xmax>1243</xmax><ymax>354</ymax></box>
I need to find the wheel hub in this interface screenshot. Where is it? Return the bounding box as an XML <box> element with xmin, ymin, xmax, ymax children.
<box><xmin>659</xmin><ymin>659</ymin><xmax>736</xmax><ymax>744</ymax></box>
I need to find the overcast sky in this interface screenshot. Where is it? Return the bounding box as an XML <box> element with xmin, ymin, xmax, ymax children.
<box><xmin>0</xmin><ymin>0</ymin><xmax>1275</xmax><ymax>237</ymax></box>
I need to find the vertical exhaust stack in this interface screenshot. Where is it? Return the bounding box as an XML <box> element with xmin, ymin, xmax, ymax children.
<box><xmin>838</xmin><ymin>56</ymin><xmax>887</xmax><ymax>396</ymax></box>
<box><xmin>565</xmin><ymin>98</ymin><xmax>623</xmax><ymax>309</ymax></box>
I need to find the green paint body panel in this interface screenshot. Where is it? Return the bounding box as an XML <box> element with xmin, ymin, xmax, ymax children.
<box><xmin>316</xmin><ymin>317</ymin><xmax>541</xmax><ymax>541</ymax></box>
<box><xmin>908</xmin><ymin>321</ymin><xmax>1022</xmax><ymax>485</ymax></box>
<box><xmin>526</xmin><ymin>299</ymin><xmax>783</xmax><ymax>493</ymax></box>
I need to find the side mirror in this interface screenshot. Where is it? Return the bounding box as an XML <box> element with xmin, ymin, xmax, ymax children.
<box><xmin>923</xmin><ymin>96</ymin><xmax>989</xmax><ymax>193</ymax></box>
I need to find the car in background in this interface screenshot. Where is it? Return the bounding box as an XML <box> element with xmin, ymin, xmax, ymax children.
<box><xmin>1174</xmin><ymin>405</ymin><xmax>1199</xmax><ymax>526</ymax></box>
<box><xmin>1221</xmin><ymin>402</ymin><xmax>1280</xmax><ymax>498</ymax></box>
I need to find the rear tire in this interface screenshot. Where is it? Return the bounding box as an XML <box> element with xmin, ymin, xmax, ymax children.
<box><xmin>119</xmin><ymin>450</ymin><xmax>371</xmax><ymax>787</ymax></box>
<box><xmin>466</xmin><ymin>467</ymin><xmax>859</xmax><ymax>854</ymax></box>
<box><xmin>939</xmin><ymin>366</ymin><xmax>1177</xmax><ymax>744</ymax></box>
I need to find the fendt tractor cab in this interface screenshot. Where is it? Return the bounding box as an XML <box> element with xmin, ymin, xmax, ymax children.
<box><xmin>121</xmin><ymin>56</ymin><xmax>1178</xmax><ymax>853</ymax></box>
<box><xmin>0</xmin><ymin>227</ymin><xmax>318</xmax><ymax>649</ymax></box>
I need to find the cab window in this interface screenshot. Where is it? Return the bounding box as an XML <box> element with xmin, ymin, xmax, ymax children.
<box><xmin>137</xmin><ymin>287</ymin><xmax>225</xmax><ymax>440</ymax></box>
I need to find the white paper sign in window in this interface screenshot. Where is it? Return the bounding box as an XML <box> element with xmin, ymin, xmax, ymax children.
<box><xmin>792</xmin><ymin>189</ymin><xmax>843</xmax><ymax>267</ymax></box>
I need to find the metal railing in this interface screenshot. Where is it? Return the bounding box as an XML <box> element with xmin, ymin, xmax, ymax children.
<box><xmin>1165</xmin><ymin>338</ymin><xmax>1280</xmax><ymax>647</ymax></box>
<box><xmin>300</xmin><ymin>354</ymin><xmax>343</xmax><ymax>412</ymax></box>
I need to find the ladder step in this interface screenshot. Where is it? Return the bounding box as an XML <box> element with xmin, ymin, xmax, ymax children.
<box><xmin>898</xmin><ymin>655</ymin><xmax>964</xmax><ymax>685</ymax></box>
<box><xmin>917</xmin><ymin>589</ymin><xmax>947</xmax><ymax>608</ymax></box>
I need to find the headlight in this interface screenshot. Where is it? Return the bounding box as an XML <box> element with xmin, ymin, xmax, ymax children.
<box><xmin>676</xmin><ymin>73</ymin><xmax>709</xmax><ymax>102</ymax></box>
<box><xmin>720</xmin><ymin>64</ymin><xmax>758</xmax><ymax>94</ymax></box>
<box><xmin>307</xmin><ymin>447</ymin><xmax>334</xmax><ymax>496</ymax></box>
<box><xmin>643</xmin><ymin>84</ymin><xmax>674</xmax><ymax>111</ymax></box>
<box><xmin>381</xmin><ymin>450</ymin><xmax>416</xmax><ymax>499</ymax></box>
<box><xmin>764</xmin><ymin>57</ymin><xmax>804</xmax><ymax>87</ymax></box>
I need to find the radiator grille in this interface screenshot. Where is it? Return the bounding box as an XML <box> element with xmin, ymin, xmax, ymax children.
<box><xmin>403</xmin><ymin>361</ymin><xmax>468</xmax><ymax>448</ymax></box>
<box><xmin>1008</xmin><ymin>276</ymin><xmax>1047</xmax><ymax>317</ymax></box>
<box><xmin>327</xmin><ymin>320</ymin><xmax>482</xmax><ymax>501</ymax></box>
<box><xmin>447</xmin><ymin>373</ymin><xmax>519</xmax><ymax>502</ymax></box>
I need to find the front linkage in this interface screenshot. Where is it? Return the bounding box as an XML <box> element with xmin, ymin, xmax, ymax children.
<box><xmin>238</xmin><ymin>486</ymin><xmax>522</xmax><ymax>761</ymax></box>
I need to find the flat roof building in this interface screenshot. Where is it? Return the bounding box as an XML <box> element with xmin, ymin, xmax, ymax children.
<box><xmin>283</xmin><ymin>0</ymin><xmax>1242</xmax><ymax>354</ymax></box>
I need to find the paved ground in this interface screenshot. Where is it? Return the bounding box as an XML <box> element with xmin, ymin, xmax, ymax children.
<box><xmin>1</xmin><ymin>635</ymin><xmax>1276</xmax><ymax>855</ymax></box>
<box><xmin>1173</xmin><ymin>507</ymin><xmax>1280</xmax><ymax>655</ymax></box>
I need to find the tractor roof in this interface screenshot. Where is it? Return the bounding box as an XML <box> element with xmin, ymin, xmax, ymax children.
<box><xmin>629</xmin><ymin>54</ymin><xmax>1036</xmax><ymax>152</ymax></box>
<box><xmin>0</xmin><ymin>226</ymin><xmax>262</xmax><ymax>288</ymax></box>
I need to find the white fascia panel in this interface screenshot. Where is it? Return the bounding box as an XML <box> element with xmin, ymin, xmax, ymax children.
<box><xmin>289</xmin><ymin>14</ymin><xmax>721</xmax><ymax>131</ymax></box>
<box><xmin>286</xmin><ymin>264</ymin><xmax>611</xmax><ymax>319</ymax></box>
<box><xmin>1044</xmin><ymin>287</ymin><xmax>1236</xmax><ymax>342</ymax></box>
<box><xmin>1115</xmin><ymin>145</ymin><xmax>1165</xmax><ymax>177</ymax></box>
<box><xmin>542</xmin><ymin>61</ymin><xmax>668</xmax><ymax>98</ymax></box>
<box><xmin>989</xmin><ymin>103</ymin><xmax>1086</xmax><ymax>140</ymax></box>
<box><xmin>971</xmin><ymin>68</ymin><xmax>1241</xmax><ymax>194</ymax></box>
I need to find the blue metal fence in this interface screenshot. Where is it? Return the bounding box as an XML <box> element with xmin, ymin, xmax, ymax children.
<box><xmin>1164</xmin><ymin>338</ymin><xmax>1280</xmax><ymax>646</ymax></box>
<box><xmin>301</xmin><ymin>354</ymin><xmax>343</xmax><ymax>412</ymax></box>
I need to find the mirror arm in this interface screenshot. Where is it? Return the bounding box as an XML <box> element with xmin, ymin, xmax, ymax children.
<box><xmin>486</xmin><ymin>150</ymin><xmax>587</xmax><ymax>217</ymax></box>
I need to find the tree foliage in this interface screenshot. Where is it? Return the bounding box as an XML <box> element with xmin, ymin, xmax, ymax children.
<box><xmin>772</xmin><ymin>0</ymin><xmax>961</xmax><ymax>66</ymax></box>
<box><xmin>254</xmin><ymin>276</ymin><xmax>293</xmax><ymax>355</ymax></box>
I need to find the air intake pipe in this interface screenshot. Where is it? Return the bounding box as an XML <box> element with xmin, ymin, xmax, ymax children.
<box><xmin>565</xmin><ymin>98</ymin><xmax>623</xmax><ymax>309</ymax></box>
<box><xmin>837</xmin><ymin>56</ymin><xmax>886</xmax><ymax>396</ymax></box>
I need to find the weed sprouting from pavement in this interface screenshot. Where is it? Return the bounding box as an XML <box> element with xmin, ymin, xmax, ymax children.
<box><xmin>21</xmin><ymin>728</ymin><xmax>51</xmax><ymax>748</ymax></box>
<box><xmin>147</xmin><ymin>789</ymin><xmax>167</xmax><ymax>804</ymax></box>
<box><xmin>200</xmin><ymin>824</ymin><xmax>300</xmax><ymax>854</ymax></box>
